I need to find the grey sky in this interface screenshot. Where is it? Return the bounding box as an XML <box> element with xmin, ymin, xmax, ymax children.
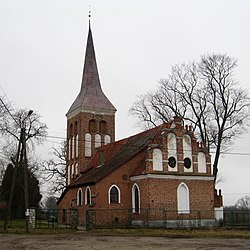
<box><xmin>0</xmin><ymin>0</ymin><xmax>249</xmax><ymax>205</ymax></box>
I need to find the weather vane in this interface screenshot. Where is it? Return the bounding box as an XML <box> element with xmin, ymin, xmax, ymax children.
<box><xmin>88</xmin><ymin>5</ymin><xmax>91</xmax><ymax>19</ymax></box>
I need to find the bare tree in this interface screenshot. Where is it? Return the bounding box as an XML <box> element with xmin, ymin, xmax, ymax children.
<box><xmin>41</xmin><ymin>142</ymin><xmax>66</xmax><ymax>197</ymax></box>
<box><xmin>130</xmin><ymin>54</ymin><xmax>250</xmax><ymax>182</ymax></box>
<box><xmin>235</xmin><ymin>195</ymin><xmax>250</xmax><ymax>210</ymax></box>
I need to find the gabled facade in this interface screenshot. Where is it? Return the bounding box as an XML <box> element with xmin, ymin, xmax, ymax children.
<box><xmin>58</xmin><ymin>23</ymin><xmax>223</xmax><ymax>228</ymax></box>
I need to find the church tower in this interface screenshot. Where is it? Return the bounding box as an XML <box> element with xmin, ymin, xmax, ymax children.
<box><xmin>66</xmin><ymin>23</ymin><xmax>116</xmax><ymax>185</ymax></box>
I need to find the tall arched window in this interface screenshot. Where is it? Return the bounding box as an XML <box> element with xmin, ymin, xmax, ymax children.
<box><xmin>85</xmin><ymin>186</ymin><xmax>91</xmax><ymax>205</ymax></box>
<box><xmin>177</xmin><ymin>183</ymin><xmax>190</xmax><ymax>214</ymax></box>
<box><xmin>75</xmin><ymin>135</ymin><xmax>79</xmax><ymax>157</ymax></box>
<box><xmin>109</xmin><ymin>185</ymin><xmax>120</xmax><ymax>204</ymax></box>
<box><xmin>183</xmin><ymin>134</ymin><xmax>193</xmax><ymax>172</ymax></box>
<box><xmin>95</xmin><ymin>134</ymin><xmax>101</xmax><ymax>148</ymax></box>
<box><xmin>85</xmin><ymin>133</ymin><xmax>91</xmax><ymax>157</ymax></box>
<box><xmin>104</xmin><ymin>135</ymin><xmax>111</xmax><ymax>145</ymax></box>
<box><xmin>167</xmin><ymin>133</ymin><xmax>177</xmax><ymax>171</ymax></box>
<box><xmin>77</xmin><ymin>188</ymin><xmax>82</xmax><ymax>206</ymax></box>
<box><xmin>71</xmin><ymin>164</ymin><xmax>74</xmax><ymax>178</ymax></box>
<box><xmin>68</xmin><ymin>139</ymin><xmax>71</xmax><ymax>160</ymax></box>
<box><xmin>75</xmin><ymin>162</ymin><xmax>78</xmax><ymax>175</ymax></box>
<box><xmin>89</xmin><ymin>119</ymin><xmax>96</xmax><ymax>133</ymax></box>
<box><xmin>72</xmin><ymin>136</ymin><xmax>75</xmax><ymax>159</ymax></box>
<box><xmin>67</xmin><ymin>165</ymin><xmax>70</xmax><ymax>185</ymax></box>
<box><xmin>132</xmin><ymin>184</ymin><xmax>140</xmax><ymax>213</ymax></box>
<box><xmin>100</xmin><ymin>121</ymin><xmax>107</xmax><ymax>134</ymax></box>
<box><xmin>198</xmin><ymin>152</ymin><xmax>207</xmax><ymax>173</ymax></box>
<box><xmin>153</xmin><ymin>148</ymin><xmax>163</xmax><ymax>171</ymax></box>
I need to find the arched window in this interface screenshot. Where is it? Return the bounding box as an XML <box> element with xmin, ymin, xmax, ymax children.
<box><xmin>109</xmin><ymin>185</ymin><xmax>120</xmax><ymax>204</ymax></box>
<box><xmin>67</xmin><ymin>165</ymin><xmax>70</xmax><ymax>185</ymax></box>
<box><xmin>177</xmin><ymin>183</ymin><xmax>190</xmax><ymax>214</ymax></box>
<box><xmin>183</xmin><ymin>134</ymin><xmax>193</xmax><ymax>172</ymax></box>
<box><xmin>85</xmin><ymin>133</ymin><xmax>91</xmax><ymax>157</ymax></box>
<box><xmin>104</xmin><ymin>135</ymin><xmax>111</xmax><ymax>145</ymax></box>
<box><xmin>75</xmin><ymin>162</ymin><xmax>78</xmax><ymax>175</ymax></box>
<box><xmin>68</xmin><ymin>139</ymin><xmax>71</xmax><ymax>160</ymax></box>
<box><xmin>72</xmin><ymin>136</ymin><xmax>75</xmax><ymax>159</ymax></box>
<box><xmin>132</xmin><ymin>184</ymin><xmax>140</xmax><ymax>213</ymax></box>
<box><xmin>89</xmin><ymin>119</ymin><xmax>96</xmax><ymax>133</ymax></box>
<box><xmin>71</xmin><ymin>164</ymin><xmax>74</xmax><ymax>178</ymax></box>
<box><xmin>77</xmin><ymin>188</ymin><xmax>82</xmax><ymax>206</ymax></box>
<box><xmin>85</xmin><ymin>186</ymin><xmax>91</xmax><ymax>205</ymax></box>
<box><xmin>167</xmin><ymin>133</ymin><xmax>177</xmax><ymax>171</ymax></box>
<box><xmin>100</xmin><ymin>121</ymin><xmax>107</xmax><ymax>134</ymax></box>
<box><xmin>198</xmin><ymin>152</ymin><xmax>207</xmax><ymax>173</ymax></box>
<box><xmin>75</xmin><ymin>135</ymin><xmax>79</xmax><ymax>157</ymax></box>
<box><xmin>153</xmin><ymin>148</ymin><xmax>163</xmax><ymax>171</ymax></box>
<box><xmin>95</xmin><ymin>134</ymin><xmax>101</xmax><ymax>148</ymax></box>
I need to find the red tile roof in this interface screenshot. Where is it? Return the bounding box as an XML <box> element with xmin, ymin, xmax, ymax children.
<box><xmin>69</xmin><ymin>125</ymin><xmax>163</xmax><ymax>188</ymax></box>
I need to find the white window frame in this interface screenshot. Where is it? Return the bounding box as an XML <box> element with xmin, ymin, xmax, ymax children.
<box><xmin>85</xmin><ymin>186</ymin><xmax>91</xmax><ymax>205</ymax></box>
<box><xmin>77</xmin><ymin>188</ymin><xmax>83</xmax><ymax>206</ymax></box>
<box><xmin>108</xmin><ymin>185</ymin><xmax>121</xmax><ymax>204</ymax></box>
<box><xmin>153</xmin><ymin>148</ymin><xmax>163</xmax><ymax>171</ymax></box>
<box><xmin>85</xmin><ymin>133</ymin><xmax>92</xmax><ymax>157</ymax></box>
<box><xmin>132</xmin><ymin>183</ymin><xmax>140</xmax><ymax>213</ymax></box>
<box><xmin>177</xmin><ymin>182</ymin><xmax>190</xmax><ymax>214</ymax></box>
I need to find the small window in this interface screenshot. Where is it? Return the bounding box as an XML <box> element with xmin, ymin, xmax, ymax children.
<box><xmin>85</xmin><ymin>187</ymin><xmax>91</xmax><ymax>205</ymax></box>
<box><xmin>184</xmin><ymin>157</ymin><xmax>192</xmax><ymax>169</ymax></box>
<box><xmin>95</xmin><ymin>134</ymin><xmax>101</xmax><ymax>148</ymax></box>
<box><xmin>168</xmin><ymin>157</ymin><xmax>176</xmax><ymax>168</ymax></box>
<box><xmin>77</xmin><ymin>188</ymin><xmax>82</xmax><ymax>206</ymax></box>
<box><xmin>109</xmin><ymin>185</ymin><xmax>120</xmax><ymax>204</ymax></box>
<box><xmin>104</xmin><ymin>135</ymin><xmax>111</xmax><ymax>145</ymax></box>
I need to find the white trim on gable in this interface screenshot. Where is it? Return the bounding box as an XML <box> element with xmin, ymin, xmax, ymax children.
<box><xmin>130</xmin><ymin>174</ymin><xmax>214</xmax><ymax>181</ymax></box>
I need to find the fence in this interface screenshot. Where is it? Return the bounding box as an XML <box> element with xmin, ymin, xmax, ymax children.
<box><xmin>86</xmin><ymin>208</ymin><xmax>216</xmax><ymax>229</ymax></box>
<box><xmin>1</xmin><ymin>208</ymin><xmax>249</xmax><ymax>230</ymax></box>
<box><xmin>224</xmin><ymin>210</ymin><xmax>250</xmax><ymax>227</ymax></box>
<box><xmin>0</xmin><ymin>208</ymin><xmax>78</xmax><ymax>230</ymax></box>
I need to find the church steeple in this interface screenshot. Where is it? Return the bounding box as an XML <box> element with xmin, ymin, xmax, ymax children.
<box><xmin>67</xmin><ymin>23</ymin><xmax>116</xmax><ymax>117</ymax></box>
<box><xmin>66</xmin><ymin>22</ymin><xmax>116</xmax><ymax>182</ymax></box>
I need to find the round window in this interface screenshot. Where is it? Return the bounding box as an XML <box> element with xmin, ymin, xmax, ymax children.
<box><xmin>184</xmin><ymin>157</ymin><xmax>192</xmax><ymax>169</ymax></box>
<box><xmin>168</xmin><ymin>157</ymin><xmax>176</xmax><ymax>168</ymax></box>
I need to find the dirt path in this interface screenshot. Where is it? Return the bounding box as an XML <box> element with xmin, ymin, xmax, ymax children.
<box><xmin>0</xmin><ymin>233</ymin><xmax>250</xmax><ymax>249</ymax></box>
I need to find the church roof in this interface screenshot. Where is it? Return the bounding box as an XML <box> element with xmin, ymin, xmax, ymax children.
<box><xmin>67</xmin><ymin>24</ymin><xmax>116</xmax><ymax>117</ymax></box>
<box><xmin>69</xmin><ymin>125</ymin><xmax>162</xmax><ymax>187</ymax></box>
<box><xmin>57</xmin><ymin>125</ymin><xmax>163</xmax><ymax>204</ymax></box>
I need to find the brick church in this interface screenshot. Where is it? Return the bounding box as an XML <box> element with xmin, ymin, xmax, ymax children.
<box><xmin>57</xmin><ymin>22</ymin><xmax>223</xmax><ymax>227</ymax></box>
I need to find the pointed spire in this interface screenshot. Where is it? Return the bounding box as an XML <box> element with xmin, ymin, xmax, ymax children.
<box><xmin>67</xmin><ymin>21</ymin><xmax>116</xmax><ymax>117</ymax></box>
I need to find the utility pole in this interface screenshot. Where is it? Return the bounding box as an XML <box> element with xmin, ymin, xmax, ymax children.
<box><xmin>4</xmin><ymin>135</ymin><xmax>22</xmax><ymax>231</ymax></box>
<box><xmin>4</xmin><ymin>110</ymin><xmax>33</xmax><ymax>232</ymax></box>
<box><xmin>22</xmin><ymin>127</ymin><xmax>29</xmax><ymax>233</ymax></box>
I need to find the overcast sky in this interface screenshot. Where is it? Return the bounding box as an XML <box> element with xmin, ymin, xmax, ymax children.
<box><xmin>0</xmin><ymin>0</ymin><xmax>250</xmax><ymax>205</ymax></box>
